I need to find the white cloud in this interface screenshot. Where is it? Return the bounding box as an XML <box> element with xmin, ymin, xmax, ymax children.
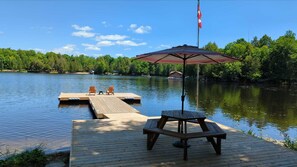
<box><xmin>135</xmin><ymin>26</ymin><xmax>152</xmax><ymax>34</ymax></box>
<box><xmin>72</xmin><ymin>24</ymin><xmax>92</xmax><ymax>31</ymax></box>
<box><xmin>96</xmin><ymin>34</ymin><xmax>128</xmax><ymax>41</ymax></box>
<box><xmin>116</xmin><ymin>40</ymin><xmax>146</xmax><ymax>46</ymax></box>
<box><xmin>95</xmin><ymin>33</ymin><xmax>146</xmax><ymax>47</ymax></box>
<box><xmin>129</xmin><ymin>24</ymin><xmax>152</xmax><ymax>34</ymax></box>
<box><xmin>130</xmin><ymin>24</ymin><xmax>137</xmax><ymax>29</ymax></box>
<box><xmin>97</xmin><ymin>41</ymin><xmax>115</xmax><ymax>46</ymax></box>
<box><xmin>72</xmin><ymin>24</ymin><xmax>95</xmax><ymax>38</ymax></box>
<box><xmin>82</xmin><ymin>43</ymin><xmax>101</xmax><ymax>51</ymax></box>
<box><xmin>53</xmin><ymin>44</ymin><xmax>76</xmax><ymax>54</ymax></box>
<box><xmin>72</xmin><ymin>31</ymin><xmax>95</xmax><ymax>38</ymax></box>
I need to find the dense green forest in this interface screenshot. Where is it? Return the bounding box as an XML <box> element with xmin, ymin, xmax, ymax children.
<box><xmin>0</xmin><ymin>31</ymin><xmax>296</xmax><ymax>83</ymax></box>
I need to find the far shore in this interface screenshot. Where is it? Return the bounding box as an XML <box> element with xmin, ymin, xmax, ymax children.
<box><xmin>0</xmin><ymin>70</ymin><xmax>90</xmax><ymax>75</ymax></box>
<box><xmin>1</xmin><ymin>70</ymin><xmax>297</xmax><ymax>85</ymax></box>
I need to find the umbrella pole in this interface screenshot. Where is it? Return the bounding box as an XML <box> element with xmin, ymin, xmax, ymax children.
<box><xmin>173</xmin><ymin>57</ymin><xmax>190</xmax><ymax>148</ymax></box>
<box><xmin>181</xmin><ymin>58</ymin><xmax>186</xmax><ymax>114</ymax></box>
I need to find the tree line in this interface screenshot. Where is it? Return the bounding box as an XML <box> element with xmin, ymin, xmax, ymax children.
<box><xmin>0</xmin><ymin>30</ymin><xmax>296</xmax><ymax>83</ymax></box>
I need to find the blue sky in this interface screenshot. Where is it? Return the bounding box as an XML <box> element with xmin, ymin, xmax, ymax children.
<box><xmin>0</xmin><ymin>0</ymin><xmax>296</xmax><ymax>58</ymax></box>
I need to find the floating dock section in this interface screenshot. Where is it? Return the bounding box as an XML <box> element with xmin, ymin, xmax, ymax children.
<box><xmin>58</xmin><ymin>92</ymin><xmax>141</xmax><ymax>118</ymax></box>
<box><xmin>58</xmin><ymin>92</ymin><xmax>141</xmax><ymax>102</ymax></box>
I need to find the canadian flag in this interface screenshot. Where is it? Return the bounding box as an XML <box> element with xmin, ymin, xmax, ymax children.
<box><xmin>198</xmin><ymin>4</ymin><xmax>202</xmax><ymax>28</ymax></box>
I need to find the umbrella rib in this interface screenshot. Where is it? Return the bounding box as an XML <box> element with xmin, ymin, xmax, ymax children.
<box><xmin>182</xmin><ymin>53</ymin><xmax>215</xmax><ymax>63</ymax></box>
<box><xmin>222</xmin><ymin>54</ymin><xmax>240</xmax><ymax>61</ymax></box>
<box><xmin>186</xmin><ymin>54</ymin><xmax>198</xmax><ymax>60</ymax></box>
<box><xmin>197</xmin><ymin>53</ymin><xmax>239</xmax><ymax>63</ymax></box>
<box><xmin>153</xmin><ymin>54</ymin><xmax>183</xmax><ymax>63</ymax></box>
<box><xmin>169</xmin><ymin>53</ymin><xmax>184</xmax><ymax>59</ymax></box>
<box><xmin>200</xmin><ymin>54</ymin><xmax>220</xmax><ymax>63</ymax></box>
<box><xmin>153</xmin><ymin>54</ymin><xmax>171</xmax><ymax>63</ymax></box>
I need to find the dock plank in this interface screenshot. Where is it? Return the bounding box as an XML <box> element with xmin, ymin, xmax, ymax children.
<box><xmin>89</xmin><ymin>96</ymin><xmax>139</xmax><ymax>118</ymax></box>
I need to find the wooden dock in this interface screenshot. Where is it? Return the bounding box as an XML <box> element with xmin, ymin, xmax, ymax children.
<box><xmin>58</xmin><ymin>92</ymin><xmax>141</xmax><ymax>102</ymax></box>
<box><xmin>58</xmin><ymin>92</ymin><xmax>141</xmax><ymax>118</ymax></box>
<box><xmin>70</xmin><ymin>113</ymin><xmax>297</xmax><ymax>167</ymax></box>
<box><xmin>89</xmin><ymin>96</ymin><xmax>139</xmax><ymax>118</ymax></box>
<box><xmin>62</xmin><ymin>92</ymin><xmax>297</xmax><ymax>166</ymax></box>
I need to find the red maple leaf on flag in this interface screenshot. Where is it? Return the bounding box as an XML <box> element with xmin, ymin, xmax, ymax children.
<box><xmin>198</xmin><ymin>4</ymin><xmax>202</xmax><ymax>28</ymax></box>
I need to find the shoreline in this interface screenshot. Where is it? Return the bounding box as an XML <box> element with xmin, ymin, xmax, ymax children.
<box><xmin>0</xmin><ymin>70</ymin><xmax>90</xmax><ymax>75</ymax></box>
<box><xmin>1</xmin><ymin>70</ymin><xmax>296</xmax><ymax>85</ymax></box>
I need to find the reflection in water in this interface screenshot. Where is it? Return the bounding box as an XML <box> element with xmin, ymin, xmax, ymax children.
<box><xmin>186</xmin><ymin>81</ymin><xmax>297</xmax><ymax>140</ymax></box>
<box><xmin>0</xmin><ymin>73</ymin><xmax>296</xmax><ymax>153</ymax></box>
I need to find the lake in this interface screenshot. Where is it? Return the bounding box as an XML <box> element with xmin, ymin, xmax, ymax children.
<box><xmin>0</xmin><ymin>72</ymin><xmax>296</xmax><ymax>154</ymax></box>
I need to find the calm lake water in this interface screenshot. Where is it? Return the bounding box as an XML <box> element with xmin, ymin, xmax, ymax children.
<box><xmin>0</xmin><ymin>73</ymin><xmax>296</xmax><ymax>154</ymax></box>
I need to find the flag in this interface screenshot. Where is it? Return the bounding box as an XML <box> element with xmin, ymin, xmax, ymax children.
<box><xmin>198</xmin><ymin>3</ymin><xmax>202</xmax><ymax>28</ymax></box>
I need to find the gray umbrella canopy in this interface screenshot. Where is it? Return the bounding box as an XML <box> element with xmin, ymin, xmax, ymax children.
<box><xmin>136</xmin><ymin>44</ymin><xmax>239</xmax><ymax>114</ymax></box>
<box><xmin>136</xmin><ymin>44</ymin><xmax>238</xmax><ymax>64</ymax></box>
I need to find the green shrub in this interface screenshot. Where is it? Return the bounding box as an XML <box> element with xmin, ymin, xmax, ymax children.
<box><xmin>246</xmin><ymin>129</ymin><xmax>256</xmax><ymax>136</ymax></box>
<box><xmin>283</xmin><ymin>134</ymin><xmax>297</xmax><ymax>151</ymax></box>
<box><xmin>0</xmin><ymin>147</ymin><xmax>47</xmax><ymax>167</ymax></box>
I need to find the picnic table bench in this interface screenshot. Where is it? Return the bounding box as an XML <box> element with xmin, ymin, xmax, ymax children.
<box><xmin>143</xmin><ymin>110</ymin><xmax>226</xmax><ymax>160</ymax></box>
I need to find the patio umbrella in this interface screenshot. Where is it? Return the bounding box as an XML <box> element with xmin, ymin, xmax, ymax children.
<box><xmin>136</xmin><ymin>44</ymin><xmax>239</xmax><ymax>114</ymax></box>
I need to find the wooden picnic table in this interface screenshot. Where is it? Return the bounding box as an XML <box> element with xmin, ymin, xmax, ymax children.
<box><xmin>143</xmin><ymin>110</ymin><xmax>226</xmax><ymax>160</ymax></box>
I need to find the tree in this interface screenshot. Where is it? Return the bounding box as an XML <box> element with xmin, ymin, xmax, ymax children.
<box><xmin>0</xmin><ymin>30</ymin><xmax>296</xmax><ymax>82</ymax></box>
<box><xmin>201</xmin><ymin>42</ymin><xmax>222</xmax><ymax>78</ymax></box>
<box><xmin>55</xmin><ymin>55</ymin><xmax>68</xmax><ymax>73</ymax></box>
<box><xmin>0</xmin><ymin>54</ymin><xmax>4</xmax><ymax>71</ymax></box>
<box><xmin>251</xmin><ymin>36</ymin><xmax>259</xmax><ymax>47</ymax></box>
<box><xmin>204</xmin><ymin>42</ymin><xmax>220</xmax><ymax>52</ymax></box>
<box><xmin>45</xmin><ymin>52</ymin><xmax>58</xmax><ymax>71</ymax></box>
<box><xmin>254</xmin><ymin>46</ymin><xmax>271</xmax><ymax>79</ymax></box>
<box><xmin>95</xmin><ymin>57</ymin><xmax>108</xmax><ymax>74</ymax></box>
<box><xmin>155</xmin><ymin>64</ymin><xmax>164</xmax><ymax>76</ymax></box>
<box><xmin>29</xmin><ymin>59</ymin><xmax>44</xmax><ymax>72</ymax></box>
<box><xmin>112</xmin><ymin>57</ymin><xmax>131</xmax><ymax>75</ymax></box>
<box><xmin>258</xmin><ymin>34</ymin><xmax>273</xmax><ymax>47</ymax></box>
<box><xmin>269</xmin><ymin>32</ymin><xmax>297</xmax><ymax>81</ymax></box>
<box><xmin>284</xmin><ymin>30</ymin><xmax>296</xmax><ymax>39</ymax></box>
<box><xmin>130</xmin><ymin>60</ymin><xmax>149</xmax><ymax>75</ymax></box>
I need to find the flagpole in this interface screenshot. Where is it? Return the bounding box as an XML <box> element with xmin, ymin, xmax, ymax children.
<box><xmin>197</xmin><ymin>0</ymin><xmax>200</xmax><ymax>48</ymax></box>
<box><xmin>197</xmin><ymin>0</ymin><xmax>201</xmax><ymax>110</ymax></box>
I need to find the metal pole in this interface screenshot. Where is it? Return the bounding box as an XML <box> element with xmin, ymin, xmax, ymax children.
<box><xmin>197</xmin><ymin>0</ymin><xmax>200</xmax><ymax>48</ymax></box>
<box><xmin>181</xmin><ymin>57</ymin><xmax>186</xmax><ymax>114</ymax></box>
<box><xmin>197</xmin><ymin>0</ymin><xmax>201</xmax><ymax>109</ymax></box>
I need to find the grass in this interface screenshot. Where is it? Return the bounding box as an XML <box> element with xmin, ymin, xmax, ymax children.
<box><xmin>0</xmin><ymin>146</ymin><xmax>47</xmax><ymax>167</ymax></box>
<box><xmin>246</xmin><ymin>129</ymin><xmax>256</xmax><ymax>137</ymax></box>
<box><xmin>0</xmin><ymin>145</ymin><xmax>69</xmax><ymax>167</ymax></box>
<box><xmin>46</xmin><ymin>151</ymin><xmax>70</xmax><ymax>166</ymax></box>
<box><xmin>244</xmin><ymin>130</ymin><xmax>297</xmax><ymax>151</ymax></box>
<box><xmin>283</xmin><ymin>134</ymin><xmax>297</xmax><ymax>151</ymax></box>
